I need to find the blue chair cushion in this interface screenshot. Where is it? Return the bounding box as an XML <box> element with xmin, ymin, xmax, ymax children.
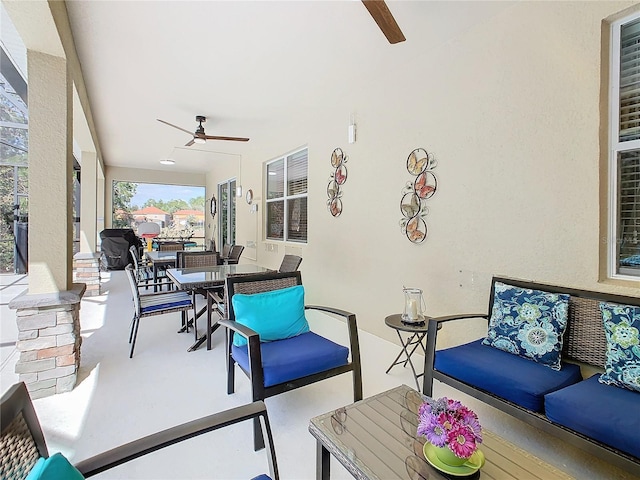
<box><xmin>599</xmin><ymin>302</ymin><xmax>640</xmax><ymax>392</ymax></box>
<box><xmin>545</xmin><ymin>375</ymin><xmax>640</xmax><ymax>458</ymax></box>
<box><xmin>140</xmin><ymin>291</ymin><xmax>192</xmax><ymax>313</ymax></box>
<box><xmin>26</xmin><ymin>453</ymin><xmax>84</xmax><ymax>480</ymax></box>
<box><xmin>231</xmin><ymin>285</ymin><xmax>309</xmax><ymax>347</ymax></box>
<box><xmin>232</xmin><ymin>331</ymin><xmax>349</xmax><ymax>387</ymax></box>
<box><xmin>482</xmin><ymin>282</ymin><xmax>570</xmax><ymax>370</ymax></box>
<box><xmin>435</xmin><ymin>339</ymin><xmax>582</xmax><ymax>412</ymax></box>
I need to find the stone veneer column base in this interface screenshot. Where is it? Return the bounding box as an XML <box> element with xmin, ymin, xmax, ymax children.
<box><xmin>73</xmin><ymin>252</ymin><xmax>101</xmax><ymax>296</ymax></box>
<box><xmin>9</xmin><ymin>284</ymin><xmax>86</xmax><ymax>399</ymax></box>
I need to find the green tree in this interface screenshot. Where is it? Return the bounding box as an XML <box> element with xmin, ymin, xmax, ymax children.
<box><xmin>143</xmin><ymin>198</ymin><xmax>189</xmax><ymax>214</ymax></box>
<box><xmin>189</xmin><ymin>196</ymin><xmax>205</xmax><ymax>210</ymax></box>
<box><xmin>112</xmin><ymin>181</ymin><xmax>137</xmax><ymax>228</ymax></box>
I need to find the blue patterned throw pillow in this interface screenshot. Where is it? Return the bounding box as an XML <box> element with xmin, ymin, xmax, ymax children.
<box><xmin>482</xmin><ymin>282</ymin><xmax>570</xmax><ymax>370</ymax></box>
<box><xmin>599</xmin><ymin>302</ymin><xmax>640</xmax><ymax>393</ymax></box>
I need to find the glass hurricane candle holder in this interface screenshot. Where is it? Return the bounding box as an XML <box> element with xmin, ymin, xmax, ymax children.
<box><xmin>402</xmin><ymin>287</ymin><xmax>426</xmax><ymax>323</ymax></box>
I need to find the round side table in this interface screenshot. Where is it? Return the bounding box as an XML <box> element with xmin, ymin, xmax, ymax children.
<box><xmin>385</xmin><ymin>313</ymin><xmax>430</xmax><ymax>391</ymax></box>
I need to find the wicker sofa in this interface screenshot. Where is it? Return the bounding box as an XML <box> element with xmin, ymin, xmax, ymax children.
<box><xmin>423</xmin><ymin>276</ymin><xmax>640</xmax><ymax>475</ymax></box>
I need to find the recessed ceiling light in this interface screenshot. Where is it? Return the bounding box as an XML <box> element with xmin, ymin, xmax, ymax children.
<box><xmin>159</xmin><ymin>159</ymin><xmax>175</xmax><ymax>165</ymax></box>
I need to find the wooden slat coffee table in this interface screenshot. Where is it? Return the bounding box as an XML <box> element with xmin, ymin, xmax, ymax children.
<box><xmin>309</xmin><ymin>384</ymin><xmax>574</xmax><ymax>480</ymax></box>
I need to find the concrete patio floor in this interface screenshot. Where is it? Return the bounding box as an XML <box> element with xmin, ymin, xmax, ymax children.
<box><xmin>0</xmin><ymin>271</ymin><xmax>634</xmax><ymax>479</ymax></box>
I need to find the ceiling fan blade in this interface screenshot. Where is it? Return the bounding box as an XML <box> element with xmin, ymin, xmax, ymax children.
<box><xmin>185</xmin><ymin>138</ymin><xmax>195</xmax><ymax>147</ymax></box>
<box><xmin>157</xmin><ymin>118</ymin><xmax>194</xmax><ymax>136</ymax></box>
<box><xmin>361</xmin><ymin>0</ymin><xmax>406</xmax><ymax>44</ymax></box>
<box><xmin>203</xmin><ymin>135</ymin><xmax>250</xmax><ymax>142</ymax></box>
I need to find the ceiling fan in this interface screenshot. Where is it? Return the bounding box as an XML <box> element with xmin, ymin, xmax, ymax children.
<box><xmin>361</xmin><ymin>0</ymin><xmax>405</xmax><ymax>44</ymax></box>
<box><xmin>157</xmin><ymin>115</ymin><xmax>249</xmax><ymax>146</ymax></box>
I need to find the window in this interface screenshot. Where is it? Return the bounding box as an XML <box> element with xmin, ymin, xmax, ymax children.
<box><xmin>609</xmin><ymin>14</ymin><xmax>640</xmax><ymax>279</ymax></box>
<box><xmin>265</xmin><ymin>148</ymin><xmax>308</xmax><ymax>243</ymax></box>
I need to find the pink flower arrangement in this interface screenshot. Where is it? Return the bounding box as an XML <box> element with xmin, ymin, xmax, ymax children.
<box><xmin>417</xmin><ymin>397</ymin><xmax>483</xmax><ymax>458</ymax></box>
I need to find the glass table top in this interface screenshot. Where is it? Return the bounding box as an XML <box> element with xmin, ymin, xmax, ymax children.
<box><xmin>309</xmin><ymin>385</ymin><xmax>574</xmax><ymax>480</ymax></box>
<box><xmin>166</xmin><ymin>264</ymin><xmax>271</xmax><ymax>288</ymax></box>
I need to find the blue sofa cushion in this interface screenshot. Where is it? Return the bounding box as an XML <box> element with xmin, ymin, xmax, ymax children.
<box><xmin>232</xmin><ymin>331</ymin><xmax>349</xmax><ymax>387</ymax></box>
<box><xmin>232</xmin><ymin>285</ymin><xmax>310</xmax><ymax>347</ymax></box>
<box><xmin>599</xmin><ymin>302</ymin><xmax>640</xmax><ymax>393</ymax></box>
<box><xmin>435</xmin><ymin>339</ymin><xmax>582</xmax><ymax>412</ymax></box>
<box><xmin>545</xmin><ymin>375</ymin><xmax>640</xmax><ymax>458</ymax></box>
<box><xmin>482</xmin><ymin>282</ymin><xmax>570</xmax><ymax>370</ymax></box>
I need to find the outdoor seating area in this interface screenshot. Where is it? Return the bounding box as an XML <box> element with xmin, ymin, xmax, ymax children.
<box><xmin>3</xmin><ymin>2</ymin><xmax>640</xmax><ymax>480</ymax></box>
<box><xmin>424</xmin><ymin>276</ymin><xmax>640</xmax><ymax>474</ymax></box>
<box><xmin>0</xmin><ymin>270</ymin><xmax>636</xmax><ymax>480</ymax></box>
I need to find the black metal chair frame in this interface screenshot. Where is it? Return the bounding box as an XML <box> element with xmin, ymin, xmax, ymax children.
<box><xmin>219</xmin><ymin>271</ymin><xmax>363</xmax><ymax>450</ymax></box>
<box><xmin>125</xmin><ymin>264</ymin><xmax>194</xmax><ymax>358</ymax></box>
<box><xmin>1</xmin><ymin>382</ymin><xmax>279</xmax><ymax>479</ymax></box>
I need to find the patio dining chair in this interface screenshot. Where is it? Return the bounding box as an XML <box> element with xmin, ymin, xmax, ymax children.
<box><xmin>221</xmin><ymin>243</ymin><xmax>232</xmax><ymax>261</ymax></box>
<box><xmin>278</xmin><ymin>254</ymin><xmax>302</xmax><ymax>272</ymax></box>
<box><xmin>219</xmin><ymin>271</ymin><xmax>362</xmax><ymax>450</ymax></box>
<box><xmin>125</xmin><ymin>264</ymin><xmax>194</xmax><ymax>358</ymax></box>
<box><xmin>225</xmin><ymin>245</ymin><xmax>245</xmax><ymax>265</ymax></box>
<box><xmin>1</xmin><ymin>382</ymin><xmax>279</xmax><ymax>480</ymax></box>
<box><xmin>128</xmin><ymin>245</ymin><xmax>169</xmax><ymax>291</ymax></box>
<box><xmin>176</xmin><ymin>251</ymin><xmax>221</xmax><ymax>341</ymax></box>
<box><xmin>158</xmin><ymin>242</ymin><xmax>184</xmax><ymax>252</ymax></box>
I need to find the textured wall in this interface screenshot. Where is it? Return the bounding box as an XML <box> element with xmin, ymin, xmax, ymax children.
<box><xmin>231</xmin><ymin>1</ymin><xmax>640</xmax><ymax>345</ymax></box>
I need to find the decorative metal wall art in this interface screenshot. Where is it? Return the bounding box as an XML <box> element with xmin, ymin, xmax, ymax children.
<box><xmin>399</xmin><ymin>148</ymin><xmax>437</xmax><ymax>243</ymax></box>
<box><xmin>327</xmin><ymin>147</ymin><xmax>348</xmax><ymax>217</ymax></box>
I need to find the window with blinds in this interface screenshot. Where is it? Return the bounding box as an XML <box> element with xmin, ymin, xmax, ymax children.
<box><xmin>265</xmin><ymin>148</ymin><xmax>308</xmax><ymax>242</ymax></box>
<box><xmin>612</xmin><ymin>14</ymin><xmax>640</xmax><ymax>278</ymax></box>
<box><xmin>618</xmin><ymin>151</ymin><xmax>640</xmax><ymax>275</ymax></box>
<box><xmin>619</xmin><ymin>19</ymin><xmax>640</xmax><ymax>141</ymax></box>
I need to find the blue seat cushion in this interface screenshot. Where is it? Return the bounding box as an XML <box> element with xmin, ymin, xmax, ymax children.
<box><xmin>435</xmin><ymin>339</ymin><xmax>582</xmax><ymax>412</ymax></box>
<box><xmin>545</xmin><ymin>375</ymin><xmax>640</xmax><ymax>458</ymax></box>
<box><xmin>140</xmin><ymin>292</ymin><xmax>192</xmax><ymax>313</ymax></box>
<box><xmin>232</xmin><ymin>331</ymin><xmax>349</xmax><ymax>387</ymax></box>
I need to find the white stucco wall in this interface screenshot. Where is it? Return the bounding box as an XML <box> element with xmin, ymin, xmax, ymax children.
<box><xmin>230</xmin><ymin>1</ymin><xmax>640</xmax><ymax>344</ymax></box>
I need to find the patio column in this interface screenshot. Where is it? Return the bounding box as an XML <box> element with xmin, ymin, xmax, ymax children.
<box><xmin>74</xmin><ymin>150</ymin><xmax>101</xmax><ymax>296</ymax></box>
<box><xmin>79</xmin><ymin>150</ymin><xmax>98</xmax><ymax>253</ymax></box>
<box><xmin>27</xmin><ymin>49</ymin><xmax>74</xmax><ymax>294</ymax></box>
<box><xmin>8</xmin><ymin>48</ymin><xmax>85</xmax><ymax>398</ymax></box>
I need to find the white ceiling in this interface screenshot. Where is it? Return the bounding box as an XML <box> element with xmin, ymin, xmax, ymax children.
<box><xmin>65</xmin><ymin>1</ymin><xmax>512</xmax><ymax>174</ymax></box>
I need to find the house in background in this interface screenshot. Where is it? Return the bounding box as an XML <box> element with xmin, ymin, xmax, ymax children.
<box><xmin>2</xmin><ymin>2</ymin><xmax>639</xmax><ymax>477</ymax></box>
<box><xmin>131</xmin><ymin>206</ymin><xmax>170</xmax><ymax>228</ymax></box>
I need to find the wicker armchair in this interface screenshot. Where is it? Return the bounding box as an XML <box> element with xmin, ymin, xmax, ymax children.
<box><xmin>0</xmin><ymin>382</ymin><xmax>279</xmax><ymax>479</ymax></box>
<box><xmin>219</xmin><ymin>271</ymin><xmax>362</xmax><ymax>450</ymax></box>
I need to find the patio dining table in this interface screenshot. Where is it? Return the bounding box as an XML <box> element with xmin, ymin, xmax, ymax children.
<box><xmin>166</xmin><ymin>264</ymin><xmax>272</xmax><ymax>351</ymax></box>
<box><xmin>145</xmin><ymin>251</ymin><xmax>178</xmax><ymax>291</ymax></box>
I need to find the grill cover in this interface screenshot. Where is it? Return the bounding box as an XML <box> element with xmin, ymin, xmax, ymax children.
<box><xmin>99</xmin><ymin>229</ymin><xmax>142</xmax><ymax>270</ymax></box>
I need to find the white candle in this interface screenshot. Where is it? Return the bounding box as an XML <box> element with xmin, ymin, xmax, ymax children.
<box><xmin>409</xmin><ymin>299</ymin><xmax>418</xmax><ymax>320</ymax></box>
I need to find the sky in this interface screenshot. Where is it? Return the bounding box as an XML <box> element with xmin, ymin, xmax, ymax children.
<box><xmin>130</xmin><ymin>182</ymin><xmax>205</xmax><ymax>208</ymax></box>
